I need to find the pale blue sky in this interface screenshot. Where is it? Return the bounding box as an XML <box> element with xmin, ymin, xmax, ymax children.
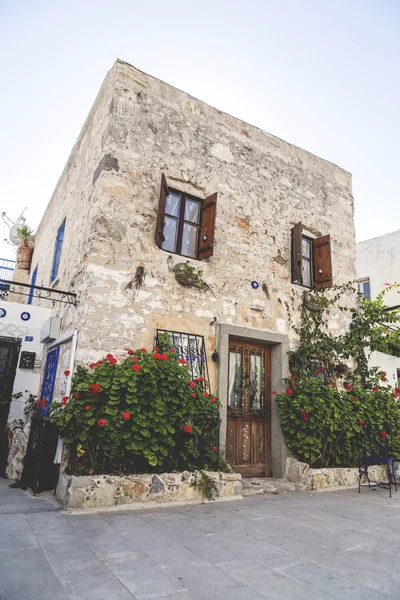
<box><xmin>1</xmin><ymin>0</ymin><xmax>399</xmax><ymax>260</ymax></box>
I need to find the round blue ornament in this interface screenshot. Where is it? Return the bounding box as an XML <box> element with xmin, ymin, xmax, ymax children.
<box><xmin>21</xmin><ymin>311</ymin><xmax>31</xmax><ymax>321</ymax></box>
<box><xmin>251</xmin><ymin>281</ymin><xmax>259</xmax><ymax>289</ymax></box>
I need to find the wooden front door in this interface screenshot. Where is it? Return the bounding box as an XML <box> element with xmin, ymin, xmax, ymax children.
<box><xmin>226</xmin><ymin>340</ymin><xmax>271</xmax><ymax>477</ymax></box>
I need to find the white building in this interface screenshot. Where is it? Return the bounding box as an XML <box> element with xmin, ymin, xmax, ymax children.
<box><xmin>356</xmin><ymin>230</ymin><xmax>400</xmax><ymax>385</ymax></box>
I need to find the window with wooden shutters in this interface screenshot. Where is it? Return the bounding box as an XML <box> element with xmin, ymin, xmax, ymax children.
<box><xmin>154</xmin><ymin>174</ymin><xmax>217</xmax><ymax>260</ymax></box>
<box><xmin>291</xmin><ymin>223</ymin><xmax>333</xmax><ymax>288</ymax></box>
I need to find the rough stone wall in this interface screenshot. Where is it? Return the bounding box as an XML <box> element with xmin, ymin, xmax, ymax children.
<box><xmin>31</xmin><ymin>60</ymin><xmax>356</xmax><ymax>370</ymax></box>
<box><xmin>73</xmin><ymin>60</ymin><xmax>356</xmax><ymax>377</ymax></box>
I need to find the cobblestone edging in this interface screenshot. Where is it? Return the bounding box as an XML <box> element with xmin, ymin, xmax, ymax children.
<box><xmin>285</xmin><ymin>457</ymin><xmax>392</xmax><ymax>491</ymax></box>
<box><xmin>57</xmin><ymin>470</ymin><xmax>242</xmax><ymax>509</ymax></box>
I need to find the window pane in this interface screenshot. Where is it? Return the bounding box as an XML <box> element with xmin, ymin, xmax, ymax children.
<box><xmin>302</xmin><ymin>259</ymin><xmax>312</xmax><ymax>287</ymax></box>
<box><xmin>250</xmin><ymin>353</ymin><xmax>263</xmax><ymax>411</ymax></box>
<box><xmin>229</xmin><ymin>351</ymin><xmax>242</xmax><ymax>409</ymax></box>
<box><xmin>162</xmin><ymin>217</ymin><xmax>178</xmax><ymax>253</ymax></box>
<box><xmin>181</xmin><ymin>223</ymin><xmax>198</xmax><ymax>258</ymax></box>
<box><xmin>302</xmin><ymin>237</ymin><xmax>311</xmax><ymax>258</ymax></box>
<box><xmin>363</xmin><ymin>280</ymin><xmax>371</xmax><ymax>299</ymax></box>
<box><xmin>184</xmin><ymin>200</ymin><xmax>200</xmax><ymax>223</ymax></box>
<box><xmin>166</xmin><ymin>193</ymin><xmax>181</xmax><ymax>217</ymax></box>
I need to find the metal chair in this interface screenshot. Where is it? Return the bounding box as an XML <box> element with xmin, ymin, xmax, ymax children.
<box><xmin>358</xmin><ymin>423</ymin><xmax>398</xmax><ymax>498</ymax></box>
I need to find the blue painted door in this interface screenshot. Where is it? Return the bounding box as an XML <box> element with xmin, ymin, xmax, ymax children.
<box><xmin>39</xmin><ymin>346</ymin><xmax>60</xmax><ymax>416</ymax></box>
<box><xmin>28</xmin><ymin>266</ymin><xmax>38</xmax><ymax>305</ymax></box>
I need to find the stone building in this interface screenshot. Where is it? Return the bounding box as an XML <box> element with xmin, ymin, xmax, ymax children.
<box><xmin>356</xmin><ymin>230</ymin><xmax>400</xmax><ymax>384</ymax></box>
<box><xmin>7</xmin><ymin>59</ymin><xmax>356</xmax><ymax>479</ymax></box>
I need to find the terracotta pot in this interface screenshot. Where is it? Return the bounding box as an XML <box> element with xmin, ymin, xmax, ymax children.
<box><xmin>17</xmin><ymin>246</ymin><xmax>33</xmax><ymax>271</ymax></box>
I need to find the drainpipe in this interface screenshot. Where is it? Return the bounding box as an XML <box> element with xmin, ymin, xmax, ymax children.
<box><xmin>54</xmin><ymin>329</ymin><xmax>78</xmax><ymax>464</ymax></box>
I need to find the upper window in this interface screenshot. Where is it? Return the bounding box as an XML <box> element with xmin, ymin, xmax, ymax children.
<box><xmin>51</xmin><ymin>219</ymin><xmax>66</xmax><ymax>283</ymax></box>
<box><xmin>155</xmin><ymin>174</ymin><xmax>217</xmax><ymax>260</ymax></box>
<box><xmin>291</xmin><ymin>222</ymin><xmax>333</xmax><ymax>288</ymax></box>
<box><xmin>358</xmin><ymin>278</ymin><xmax>371</xmax><ymax>299</ymax></box>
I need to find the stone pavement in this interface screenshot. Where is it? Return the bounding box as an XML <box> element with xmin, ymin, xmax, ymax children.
<box><xmin>2</xmin><ymin>476</ymin><xmax>400</xmax><ymax>599</ymax></box>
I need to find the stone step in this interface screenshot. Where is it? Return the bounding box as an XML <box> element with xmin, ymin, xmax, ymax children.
<box><xmin>241</xmin><ymin>477</ymin><xmax>299</xmax><ymax>496</ymax></box>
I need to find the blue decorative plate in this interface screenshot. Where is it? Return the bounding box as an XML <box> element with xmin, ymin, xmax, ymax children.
<box><xmin>21</xmin><ymin>311</ymin><xmax>31</xmax><ymax>321</ymax></box>
<box><xmin>251</xmin><ymin>281</ymin><xmax>259</xmax><ymax>289</ymax></box>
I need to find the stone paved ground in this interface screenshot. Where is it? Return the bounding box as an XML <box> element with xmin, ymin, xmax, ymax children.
<box><xmin>2</xmin><ymin>476</ymin><xmax>400</xmax><ymax>599</ymax></box>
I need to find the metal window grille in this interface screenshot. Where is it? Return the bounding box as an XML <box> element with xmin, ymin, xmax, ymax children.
<box><xmin>51</xmin><ymin>219</ymin><xmax>66</xmax><ymax>283</ymax></box>
<box><xmin>28</xmin><ymin>266</ymin><xmax>38</xmax><ymax>305</ymax></box>
<box><xmin>155</xmin><ymin>329</ymin><xmax>210</xmax><ymax>387</ymax></box>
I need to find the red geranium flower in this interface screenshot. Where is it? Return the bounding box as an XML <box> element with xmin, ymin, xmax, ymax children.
<box><xmin>61</xmin><ymin>396</ymin><xmax>69</xmax><ymax>406</ymax></box>
<box><xmin>381</xmin><ymin>376</ymin><xmax>388</xmax><ymax>382</ymax></box>
<box><xmin>204</xmin><ymin>392</ymin><xmax>209</xmax><ymax>397</ymax></box>
<box><xmin>122</xmin><ymin>412</ymin><xmax>131</xmax><ymax>420</ymax></box>
<box><xmin>379</xmin><ymin>430</ymin><xmax>387</xmax><ymax>439</ymax></box>
<box><xmin>188</xmin><ymin>381</ymin><xmax>196</xmax><ymax>389</ymax></box>
<box><xmin>154</xmin><ymin>353</ymin><xmax>162</xmax><ymax>360</ymax></box>
<box><xmin>272</xmin><ymin>390</ymin><xmax>277</xmax><ymax>395</ymax></box>
<box><xmin>291</xmin><ymin>383</ymin><xmax>296</xmax><ymax>388</ymax></box>
<box><xmin>162</xmin><ymin>354</ymin><xmax>169</xmax><ymax>361</ymax></box>
<box><xmin>132</xmin><ymin>364</ymin><xmax>141</xmax><ymax>372</ymax></box>
<box><xmin>212</xmin><ymin>446</ymin><xmax>218</xmax><ymax>452</ymax></box>
<box><xmin>372</xmin><ymin>387</ymin><xmax>379</xmax><ymax>393</ymax></box>
<box><xmin>64</xmin><ymin>370</ymin><xmax>70</xmax><ymax>376</ymax></box>
<box><xmin>131</xmin><ymin>356</ymin><xmax>138</xmax><ymax>362</ymax></box>
<box><xmin>153</xmin><ymin>347</ymin><xmax>159</xmax><ymax>352</ymax></box>
<box><xmin>315</xmin><ymin>370</ymin><xmax>321</xmax><ymax>375</ymax></box>
<box><xmin>127</xmin><ymin>349</ymin><xmax>134</xmax><ymax>355</ymax></box>
<box><xmin>329</xmin><ymin>381</ymin><xmax>336</xmax><ymax>388</ymax></box>
<box><xmin>140</xmin><ymin>348</ymin><xmax>147</xmax><ymax>352</ymax></box>
<box><xmin>344</xmin><ymin>383</ymin><xmax>352</xmax><ymax>391</ymax></box>
<box><xmin>300</xmin><ymin>411</ymin><xmax>309</xmax><ymax>421</ymax></box>
<box><xmin>358</xmin><ymin>420</ymin><xmax>365</xmax><ymax>425</ymax></box>
<box><xmin>291</xmin><ymin>375</ymin><xmax>297</xmax><ymax>380</ymax></box>
<box><xmin>321</xmin><ymin>367</ymin><xmax>326</xmax><ymax>372</ymax></box>
<box><xmin>36</xmin><ymin>399</ymin><xmax>46</xmax><ymax>408</ymax></box>
<box><xmin>74</xmin><ymin>393</ymin><xmax>80</xmax><ymax>399</ymax></box>
<box><xmin>96</xmin><ymin>360</ymin><xmax>104</xmax><ymax>366</ymax></box>
<box><xmin>286</xmin><ymin>387</ymin><xmax>293</xmax><ymax>396</ymax></box>
<box><xmin>169</xmin><ymin>347</ymin><xmax>175</xmax><ymax>352</ymax></box>
<box><xmin>352</xmin><ymin>397</ymin><xmax>358</xmax><ymax>402</ymax></box>
<box><xmin>178</xmin><ymin>358</ymin><xmax>187</xmax><ymax>365</ymax></box>
<box><xmin>108</xmin><ymin>356</ymin><xmax>117</xmax><ymax>365</ymax></box>
<box><xmin>211</xmin><ymin>397</ymin><xmax>217</xmax><ymax>403</ymax></box>
<box><xmin>85</xmin><ymin>405</ymin><xmax>91</xmax><ymax>411</ymax></box>
<box><xmin>89</xmin><ymin>383</ymin><xmax>101</xmax><ymax>395</ymax></box>
<box><xmin>199</xmin><ymin>376</ymin><xmax>205</xmax><ymax>381</ymax></box>
<box><xmin>97</xmin><ymin>419</ymin><xmax>107</xmax><ymax>428</ymax></box>
<box><xmin>106</xmin><ymin>353</ymin><xmax>114</xmax><ymax>359</ymax></box>
<box><xmin>183</xmin><ymin>424</ymin><xmax>193</xmax><ymax>433</ymax></box>
<box><xmin>395</xmin><ymin>388</ymin><xmax>400</xmax><ymax>394</ymax></box>
<box><xmin>89</xmin><ymin>363</ymin><xmax>96</xmax><ymax>369</ymax></box>
<box><xmin>392</xmin><ymin>392</ymin><xmax>398</xmax><ymax>398</ymax></box>
<box><xmin>191</xmin><ymin>393</ymin><xmax>196</xmax><ymax>397</ymax></box>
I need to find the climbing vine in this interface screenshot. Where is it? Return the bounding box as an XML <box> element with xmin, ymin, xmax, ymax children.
<box><xmin>276</xmin><ymin>282</ymin><xmax>400</xmax><ymax>468</ymax></box>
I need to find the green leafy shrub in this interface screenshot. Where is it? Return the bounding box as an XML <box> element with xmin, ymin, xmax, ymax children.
<box><xmin>276</xmin><ymin>282</ymin><xmax>400</xmax><ymax>468</ymax></box>
<box><xmin>51</xmin><ymin>345</ymin><xmax>220</xmax><ymax>475</ymax></box>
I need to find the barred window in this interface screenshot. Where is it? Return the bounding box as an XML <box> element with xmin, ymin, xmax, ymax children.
<box><xmin>155</xmin><ymin>329</ymin><xmax>210</xmax><ymax>387</ymax></box>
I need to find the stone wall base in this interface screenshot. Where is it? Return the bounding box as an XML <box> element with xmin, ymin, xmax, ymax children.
<box><xmin>285</xmin><ymin>457</ymin><xmax>391</xmax><ymax>491</ymax></box>
<box><xmin>57</xmin><ymin>470</ymin><xmax>242</xmax><ymax>510</ymax></box>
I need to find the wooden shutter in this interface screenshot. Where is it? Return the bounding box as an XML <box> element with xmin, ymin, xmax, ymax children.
<box><xmin>313</xmin><ymin>234</ymin><xmax>333</xmax><ymax>287</ymax></box>
<box><xmin>155</xmin><ymin>174</ymin><xmax>169</xmax><ymax>247</ymax></box>
<box><xmin>198</xmin><ymin>192</ymin><xmax>217</xmax><ymax>260</ymax></box>
<box><xmin>291</xmin><ymin>222</ymin><xmax>303</xmax><ymax>284</ymax></box>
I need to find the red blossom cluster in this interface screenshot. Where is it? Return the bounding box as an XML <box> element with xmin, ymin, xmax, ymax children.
<box><xmin>97</xmin><ymin>419</ymin><xmax>107</xmax><ymax>428</ymax></box>
<box><xmin>61</xmin><ymin>396</ymin><xmax>69</xmax><ymax>406</ymax></box>
<box><xmin>154</xmin><ymin>353</ymin><xmax>169</xmax><ymax>361</ymax></box>
<box><xmin>352</xmin><ymin>397</ymin><xmax>358</xmax><ymax>403</ymax></box>
<box><xmin>74</xmin><ymin>393</ymin><xmax>80</xmax><ymax>399</ymax></box>
<box><xmin>285</xmin><ymin>387</ymin><xmax>293</xmax><ymax>396</ymax></box>
<box><xmin>36</xmin><ymin>399</ymin><xmax>46</xmax><ymax>408</ymax></box>
<box><xmin>344</xmin><ymin>383</ymin><xmax>352</xmax><ymax>391</ymax></box>
<box><xmin>211</xmin><ymin>397</ymin><xmax>217</xmax><ymax>403</ymax></box>
<box><xmin>106</xmin><ymin>354</ymin><xmax>117</xmax><ymax>365</ymax></box>
<box><xmin>300</xmin><ymin>410</ymin><xmax>309</xmax><ymax>421</ymax></box>
<box><xmin>122</xmin><ymin>412</ymin><xmax>131</xmax><ymax>420</ymax></box>
<box><xmin>89</xmin><ymin>383</ymin><xmax>101</xmax><ymax>395</ymax></box>
<box><xmin>85</xmin><ymin>405</ymin><xmax>91</xmax><ymax>411</ymax></box>
<box><xmin>132</xmin><ymin>364</ymin><xmax>141</xmax><ymax>372</ymax></box>
<box><xmin>188</xmin><ymin>381</ymin><xmax>196</xmax><ymax>389</ymax></box>
<box><xmin>379</xmin><ymin>430</ymin><xmax>387</xmax><ymax>439</ymax></box>
<box><xmin>178</xmin><ymin>358</ymin><xmax>187</xmax><ymax>365</ymax></box>
<box><xmin>183</xmin><ymin>424</ymin><xmax>192</xmax><ymax>433</ymax></box>
<box><xmin>372</xmin><ymin>387</ymin><xmax>379</xmax><ymax>393</ymax></box>
<box><xmin>358</xmin><ymin>419</ymin><xmax>365</xmax><ymax>426</ymax></box>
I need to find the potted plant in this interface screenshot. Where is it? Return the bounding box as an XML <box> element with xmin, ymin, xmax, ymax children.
<box><xmin>16</xmin><ymin>225</ymin><xmax>34</xmax><ymax>270</ymax></box>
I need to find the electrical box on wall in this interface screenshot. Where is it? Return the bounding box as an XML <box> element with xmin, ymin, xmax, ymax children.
<box><xmin>40</xmin><ymin>317</ymin><xmax>61</xmax><ymax>343</ymax></box>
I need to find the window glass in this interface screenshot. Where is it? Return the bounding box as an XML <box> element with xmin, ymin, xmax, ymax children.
<box><xmin>228</xmin><ymin>351</ymin><xmax>242</xmax><ymax>409</ymax></box>
<box><xmin>302</xmin><ymin>238</ymin><xmax>312</xmax><ymax>259</ymax></box>
<box><xmin>184</xmin><ymin>200</ymin><xmax>200</xmax><ymax>224</ymax></box>
<box><xmin>250</xmin><ymin>353</ymin><xmax>262</xmax><ymax>411</ymax></box>
<box><xmin>162</xmin><ymin>217</ymin><xmax>178</xmax><ymax>253</ymax></box>
<box><xmin>181</xmin><ymin>223</ymin><xmax>198</xmax><ymax>258</ymax></box>
<box><xmin>363</xmin><ymin>280</ymin><xmax>371</xmax><ymax>299</ymax></box>
<box><xmin>302</xmin><ymin>260</ymin><xmax>312</xmax><ymax>288</ymax></box>
<box><xmin>165</xmin><ymin>193</ymin><xmax>181</xmax><ymax>217</ymax></box>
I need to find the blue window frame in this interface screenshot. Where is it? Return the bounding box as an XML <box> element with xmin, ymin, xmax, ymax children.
<box><xmin>51</xmin><ymin>219</ymin><xmax>66</xmax><ymax>283</ymax></box>
<box><xmin>38</xmin><ymin>346</ymin><xmax>60</xmax><ymax>416</ymax></box>
<box><xmin>28</xmin><ymin>266</ymin><xmax>38</xmax><ymax>305</ymax></box>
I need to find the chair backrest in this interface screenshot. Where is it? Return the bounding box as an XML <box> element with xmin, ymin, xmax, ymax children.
<box><xmin>362</xmin><ymin>423</ymin><xmax>393</xmax><ymax>457</ymax></box>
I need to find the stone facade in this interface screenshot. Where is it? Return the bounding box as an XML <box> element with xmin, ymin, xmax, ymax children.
<box><xmin>24</xmin><ymin>59</ymin><xmax>356</xmax><ymax>477</ymax></box>
<box><xmin>57</xmin><ymin>470</ymin><xmax>242</xmax><ymax>510</ymax></box>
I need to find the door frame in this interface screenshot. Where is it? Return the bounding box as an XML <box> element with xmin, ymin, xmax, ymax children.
<box><xmin>0</xmin><ymin>336</ymin><xmax>22</xmax><ymax>477</ymax></box>
<box><xmin>227</xmin><ymin>337</ymin><xmax>271</xmax><ymax>477</ymax></box>
<box><xmin>217</xmin><ymin>323</ymin><xmax>290</xmax><ymax>479</ymax></box>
